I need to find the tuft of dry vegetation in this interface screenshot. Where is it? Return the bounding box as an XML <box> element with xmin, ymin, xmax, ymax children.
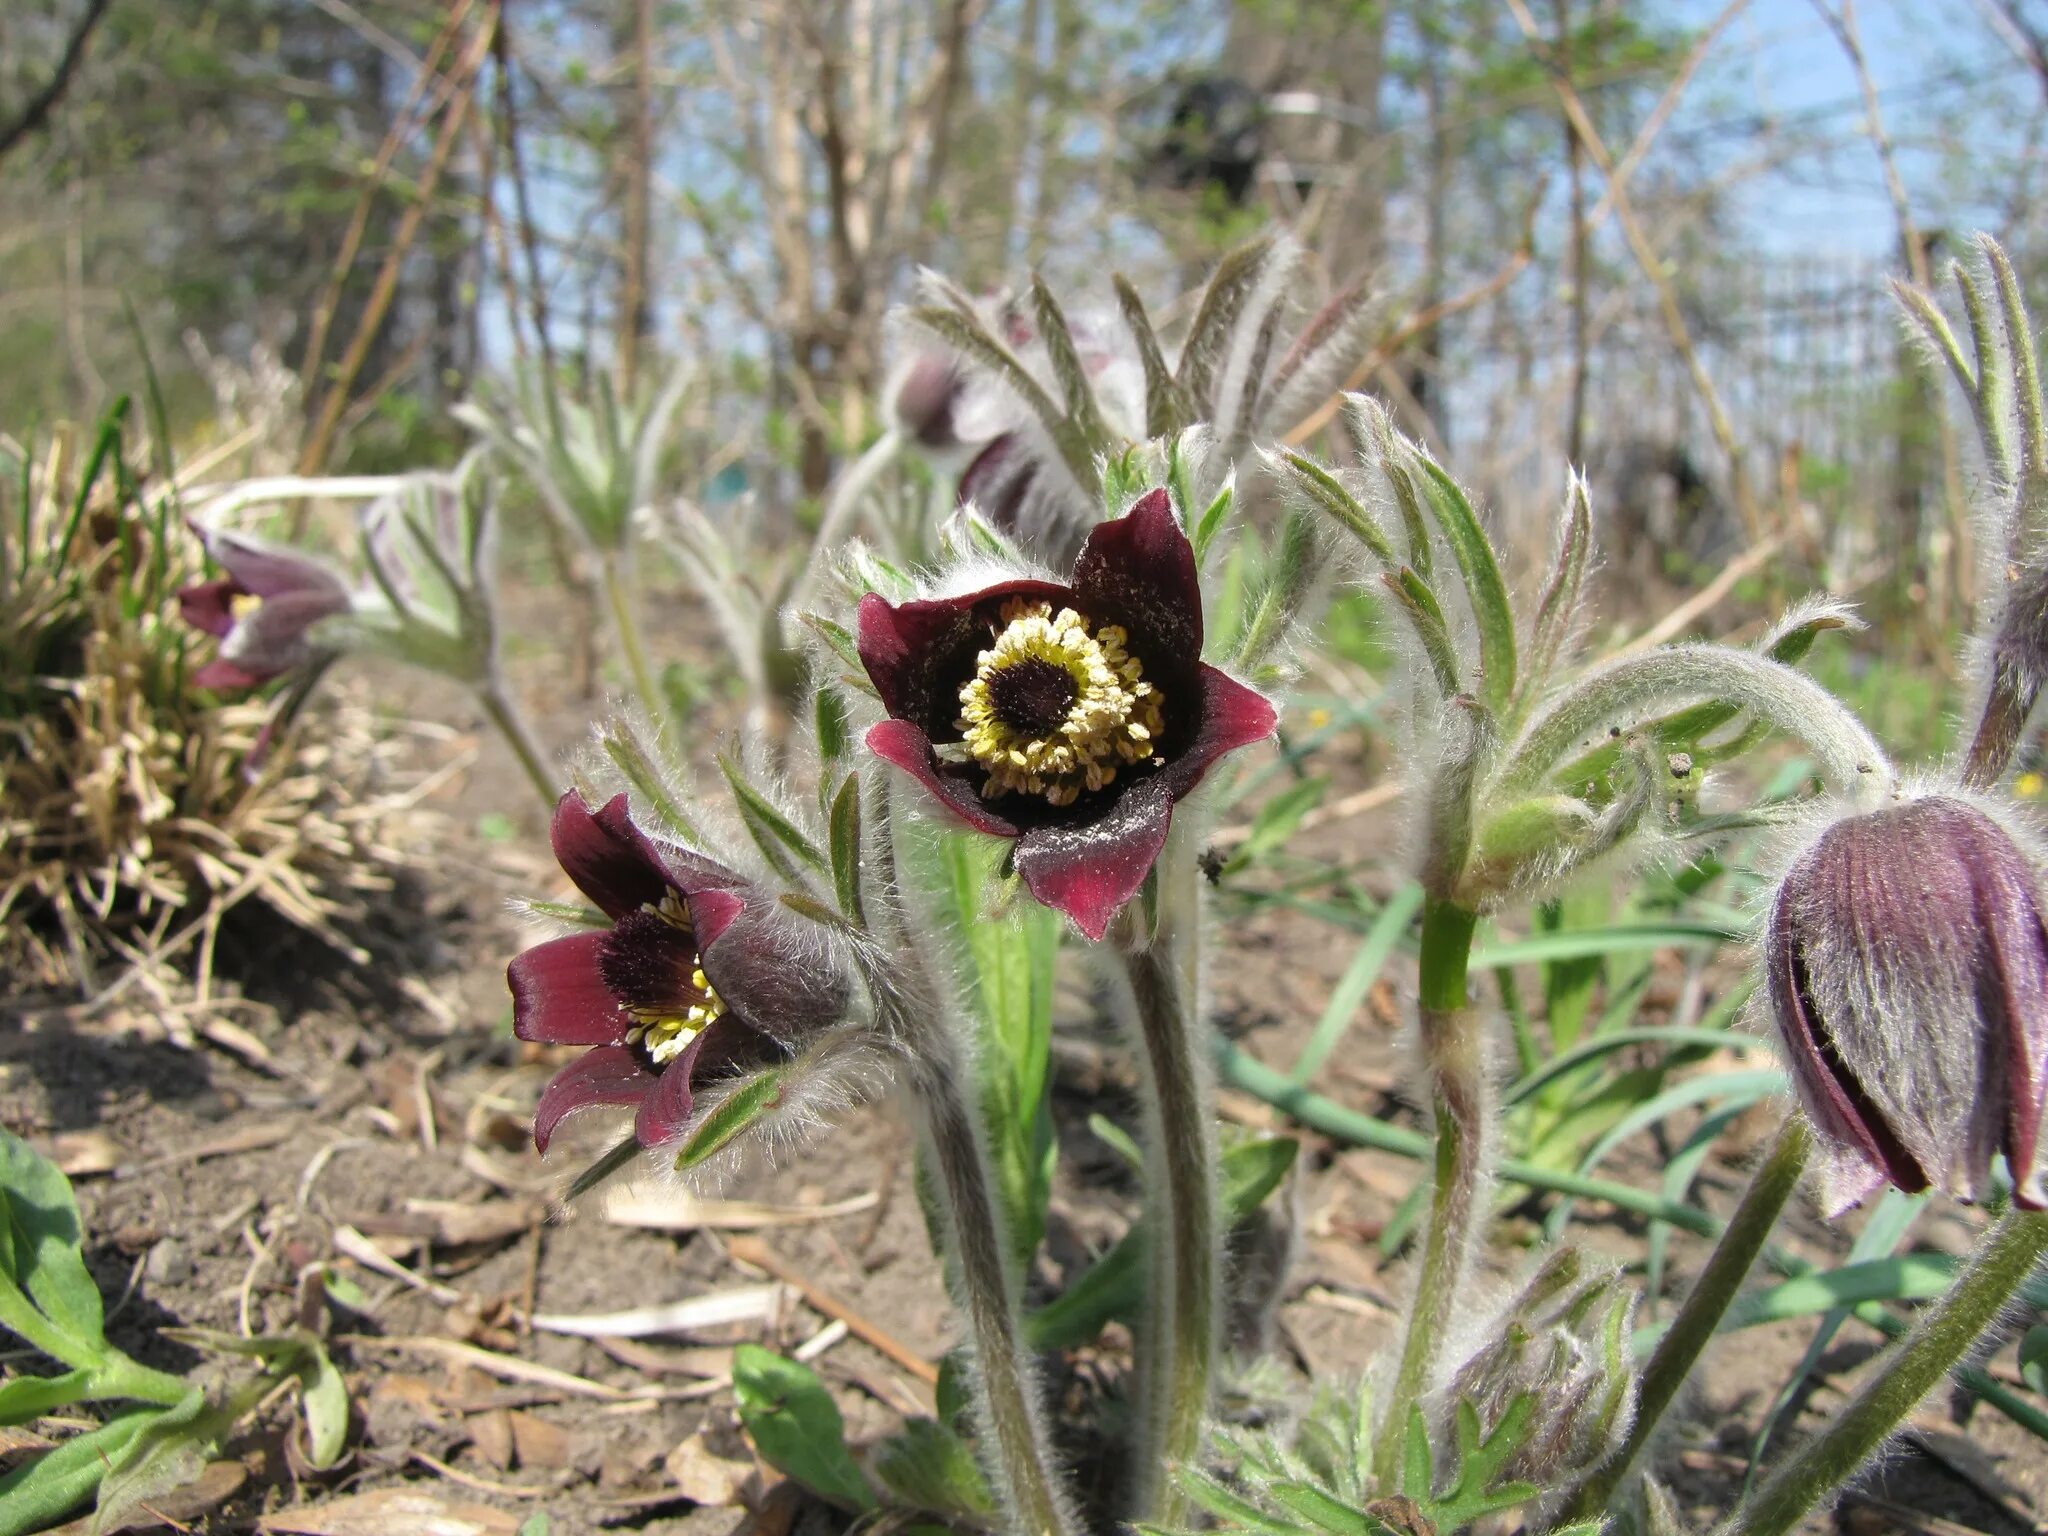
<box><xmin>0</xmin><ymin>406</ymin><xmax>429</xmax><ymax>992</ymax></box>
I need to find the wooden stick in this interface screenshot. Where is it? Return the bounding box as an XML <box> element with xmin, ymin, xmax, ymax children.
<box><xmin>724</xmin><ymin>1235</ymin><xmax>939</xmax><ymax>1384</ymax></box>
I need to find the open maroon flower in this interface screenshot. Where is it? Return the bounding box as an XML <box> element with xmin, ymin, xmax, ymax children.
<box><xmin>858</xmin><ymin>488</ymin><xmax>1277</xmax><ymax>939</ymax></box>
<box><xmin>178</xmin><ymin>529</ymin><xmax>353</xmax><ymax>690</ymax></box>
<box><xmin>1766</xmin><ymin>794</ymin><xmax>2048</xmax><ymax>1212</ymax></box>
<box><xmin>508</xmin><ymin>793</ymin><xmax>846</xmax><ymax>1154</ymax></box>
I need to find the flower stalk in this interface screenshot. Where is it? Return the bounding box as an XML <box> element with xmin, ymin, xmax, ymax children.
<box><xmin>1111</xmin><ymin>855</ymin><xmax>1218</xmax><ymax>1523</ymax></box>
<box><xmin>1717</xmin><ymin>1208</ymin><xmax>2048</xmax><ymax>1536</ymax></box>
<box><xmin>1374</xmin><ymin>894</ymin><xmax>1488</xmax><ymax>1485</ymax></box>
<box><xmin>478</xmin><ymin>672</ymin><xmax>559</xmax><ymax>809</ymax></box>
<box><xmin>1559</xmin><ymin>1115</ymin><xmax>1813</xmax><ymax>1522</ymax></box>
<box><xmin>601</xmin><ymin>550</ymin><xmax>663</xmax><ymax>727</ymax></box>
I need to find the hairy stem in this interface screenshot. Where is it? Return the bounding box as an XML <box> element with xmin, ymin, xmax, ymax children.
<box><xmin>907</xmin><ymin>1044</ymin><xmax>1080</xmax><ymax>1536</ymax></box>
<box><xmin>476</xmin><ymin>673</ymin><xmax>559</xmax><ymax>810</ymax></box>
<box><xmin>1559</xmin><ymin>1115</ymin><xmax>1813</xmax><ymax>1522</ymax></box>
<box><xmin>600</xmin><ymin>550</ymin><xmax>662</xmax><ymax>727</ymax></box>
<box><xmin>1115</xmin><ymin>897</ymin><xmax>1218</xmax><ymax>1524</ymax></box>
<box><xmin>1374</xmin><ymin>897</ymin><xmax>1488</xmax><ymax>1487</ymax></box>
<box><xmin>1718</xmin><ymin>1208</ymin><xmax>2048</xmax><ymax>1536</ymax></box>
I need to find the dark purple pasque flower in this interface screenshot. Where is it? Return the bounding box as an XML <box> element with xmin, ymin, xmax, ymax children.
<box><xmin>1766</xmin><ymin>794</ymin><xmax>2048</xmax><ymax>1212</ymax></box>
<box><xmin>509</xmin><ymin>793</ymin><xmax>846</xmax><ymax>1154</ymax></box>
<box><xmin>178</xmin><ymin>529</ymin><xmax>353</xmax><ymax>690</ymax></box>
<box><xmin>857</xmin><ymin>488</ymin><xmax>1278</xmax><ymax>940</ymax></box>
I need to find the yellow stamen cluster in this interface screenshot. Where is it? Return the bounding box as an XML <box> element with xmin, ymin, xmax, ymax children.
<box><xmin>623</xmin><ymin>887</ymin><xmax>727</xmax><ymax>1065</ymax></box>
<box><xmin>957</xmin><ymin>600</ymin><xmax>1165</xmax><ymax>806</ymax></box>
<box><xmin>229</xmin><ymin>592</ymin><xmax>263</xmax><ymax>621</ymax></box>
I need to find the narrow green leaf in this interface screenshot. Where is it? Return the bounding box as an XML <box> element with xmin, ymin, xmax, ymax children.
<box><xmin>1265</xmin><ymin>1481</ymin><xmax>1390</xmax><ymax>1536</ymax></box>
<box><xmin>0</xmin><ymin>1132</ymin><xmax>107</xmax><ymax>1364</ymax></box>
<box><xmin>829</xmin><ymin>774</ymin><xmax>865</xmax><ymax>925</ymax></box>
<box><xmin>598</xmin><ymin>726</ymin><xmax>701</xmax><ymax>844</ymax></box>
<box><xmin>1471</xmin><ymin>921</ymin><xmax>1740</xmax><ymax>970</ymax></box>
<box><xmin>1177</xmin><ymin>236</ymin><xmax>1274</xmax><ymax>404</ymax></box>
<box><xmin>719</xmin><ymin>756</ymin><xmax>827</xmax><ymax>879</ymax></box>
<box><xmin>1115</xmin><ymin>276</ymin><xmax>1194</xmax><ymax>437</ymax></box>
<box><xmin>1224</xmin><ymin>777</ymin><xmax>1328</xmax><ymax>874</ymax></box>
<box><xmin>815</xmin><ymin>687</ymin><xmax>849</xmax><ymax>767</ymax></box>
<box><xmin>1505</xmin><ymin>1028</ymin><xmax>1754</xmax><ymax>1108</ymax></box>
<box><xmin>1194</xmin><ymin>483</ymin><xmax>1236</xmax><ymax>566</ymax></box>
<box><xmin>0</xmin><ymin>1408</ymin><xmax>158</xmax><ymax>1536</ymax></box>
<box><xmin>1278</xmin><ymin>451</ymin><xmax>1395</xmax><ymax>566</ymax></box>
<box><xmin>1412</xmin><ymin>456</ymin><xmax>1517</xmax><ymax>712</ymax></box>
<box><xmin>799</xmin><ymin>613</ymin><xmax>874</xmax><ymax>691</ymax></box>
<box><xmin>731</xmin><ymin>1345</ymin><xmax>876</xmax><ymax>1510</ymax></box>
<box><xmin>1400</xmin><ymin>1406</ymin><xmax>1432</xmax><ymax>1499</ymax></box>
<box><xmin>1289</xmin><ymin>882</ymin><xmax>1422</xmax><ymax>1086</ymax></box>
<box><xmin>1175</xmin><ymin>1464</ymin><xmax>1301</xmax><ymax>1535</ymax></box>
<box><xmin>0</xmin><ymin>1368</ymin><xmax>92</xmax><ymax>1425</ymax></box>
<box><xmin>1383</xmin><ymin>567</ymin><xmax>1460</xmax><ymax>697</ymax></box>
<box><xmin>299</xmin><ymin>1349</ymin><xmax>349</xmax><ymax>1470</ymax></box>
<box><xmin>523</xmin><ymin>900</ymin><xmax>611</xmax><ymax>929</ymax></box>
<box><xmin>871</xmin><ymin>1417</ymin><xmax>994</xmax><ymax>1517</ymax></box>
<box><xmin>673</xmin><ymin>1070</ymin><xmax>786</xmax><ymax>1172</ymax></box>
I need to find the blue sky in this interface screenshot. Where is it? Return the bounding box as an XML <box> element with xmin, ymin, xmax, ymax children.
<box><xmin>1666</xmin><ymin>0</ymin><xmax>2039</xmax><ymax>257</ymax></box>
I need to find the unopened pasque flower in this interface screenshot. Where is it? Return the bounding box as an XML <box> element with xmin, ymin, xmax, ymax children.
<box><xmin>1766</xmin><ymin>793</ymin><xmax>2048</xmax><ymax>1211</ymax></box>
<box><xmin>858</xmin><ymin>488</ymin><xmax>1276</xmax><ymax>938</ymax></box>
<box><xmin>177</xmin><ymin>528</ymin><xmax>353</xmax><ymax>690</ymax></box>
<box><xmin>509</xmin><ymin>793</ymin><xmax>846</xmax><ymax>1153</ymax></box>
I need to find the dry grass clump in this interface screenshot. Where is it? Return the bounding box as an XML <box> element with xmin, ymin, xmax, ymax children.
<box><xmin>1</xmin><ymin>409</ymin><xmax>426</xmax><ymax>992</ymax></box>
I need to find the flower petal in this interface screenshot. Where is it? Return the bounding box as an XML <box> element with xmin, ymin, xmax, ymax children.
<box><xmin>509</xmin><ymin>932</ymin><xmax>632</xmax><ymax>1046</ymax></box>
<box><xmin>221</xmin><ymin>589</ymin><xmax>351</xmax><ymax>672</ymax></box>
<box><xmin>206</xmin><ymin>529</ymin><xmax>352</xmax><ymax>603</ymax></box>
<box><xmin>192</xmin><ymin>657</ymin><xmax>276</xmax><ymax>691</ymax></box>
<box><xmin>1766</xmin><ymin>880</ymin><xmax>1928</xmax><ymax>1204</ymax></box>
<box><xmin>865</xmin><ymin>719</ymin><xmax>1018</xmax><ymax>837</ymax></box>
<box><xmin>1013</xmin><ymin>777</ymin><xmax>1174</xmax><ymax>941</ymax></box>
<box><xmin>858</xmin><ymin>583</ymin><xmax>1058</xmax><ymax>741</ymax></box>
<box><xmin>1151</xmin><ymin>664</ymin><xmax>1280</xmax><ymax>803</ymax></box>
<box><xmin>178</xmin><ymin>579</ymin><xmax>243</xmax><ymax>638</ymax></box>
<box><xmin>550</xmin><ymin>793</ymin><xmax>672</xmax><ymax>919</ymax></box>
<box><xmin>533</xmin><ymin>1045</ymin><xmax>656</xmax><ymax>1153</ymax></box>
<box><xmin>1071</xmin><ymin>488</ymin><xmax>1202</xmax><ymax>689</ymax></box>
<box><xmin>700</xmin><ymin>900</ymin><xmax>848</xmax><ymax>1047</ymax></box>
<box><xmin>633</xmin><ymin>1018</ymin><xmax>782</xmax><ymax>1148</ymax></box>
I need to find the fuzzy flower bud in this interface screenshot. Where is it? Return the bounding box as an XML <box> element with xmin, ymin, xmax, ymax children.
<box><xmin>1766</xmin><ymin>793</ymin><xmax>2048</xmax><ymax>1212</ymax></box>
<box><xmin>1434</xmin><ymin>1256</ymin><xmax>1637</xmax><ymax>1488</ymax></box>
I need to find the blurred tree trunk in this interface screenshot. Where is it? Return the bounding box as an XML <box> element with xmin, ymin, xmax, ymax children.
<box><xmin>1226</xmin><ymin>0</ymin><xmax>1386</xmax><ymax>278</ymax></box>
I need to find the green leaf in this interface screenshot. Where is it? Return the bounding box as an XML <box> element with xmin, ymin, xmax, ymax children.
<box><xmin>1174</xmin><ymin>1463</ymin><xmax>1302</xmax><ymax>1535</ymax></box>
<box><xmin>815</xmin><ymin>687</ymin><xmax>850</xmax><ymax>767</ymax></box>
<box><xmin>0</xmin><ymin>1368</ymin><xmax>92</xmax><ymax>1425</ymax></box>
<box><xmin>0</xmin><ymin>1132</ymin><xmax>108</xmax><ymax>1367</ymax></box>
<box><xmin>1414</xmin><ymin>457</ymin><xmax>1517</xmax><ymax>714</ymax></box>
<box><xmin>1471</xmin><ymin>920</ymin><xmax>1739</xmax><ymax>970</ymax></box>
<box><xmin>2022</xmin><ymin>1325</ymin><xmax>2048</xmax><ymax>1397</ymax></box>
<box><xmin>598</xmin><ymin>725</ymin><xmax>701</xmax><ymax>845</ymax></box>
<box><xmin>1224</xmin><ymin>777</ymin><xmax>1328</xmax><ymax>875</ymax></box>
<box><xmin>672</xmin><ymin>1070</ymin><xmax>786</xmax><ymax>1172</ymax></box>
<box><xmin>1026</xmin><ymin>1135</ymin><xmax>1295</xmax><ymax>1351</ymax></box>
<box><xmin>91</xmin><ymin>1385</ymin><xmax>223</xmax><ymax>1536</ymax></box>
<box><xmin>1193</xmin><ymin>484</ymin><xmax>1236</xmax><ymax>566</ymax></box>
<box><xmin>719</xmin><ymin>756</ymin><xmax>827</xmax><ymax>879</ymax></box>
<box><xmin>299</xmin><ymin>1348</ymin><xmax>349</xmax><ymax>1470</ymax></box>
<box><xmin>829</xmin><ymin>774</ymin><xmax>865</xmax><ymax>925</ymax></box>
<box><xmin>518</xmin><ymin>1516</ymin><xmax>554</xmax><ymax>1536</ymax></box>
<box><xmin>523</xmin><ymin>900</ymin><xmax>611</xmax><ymax>929</ymax></box>
<box><xmin>871</xmin><ymin>1417</ymin><xmax>994</xmax><ymax>1518</ymax></box>
<box><xmin>1088</xmin><ymin>1114</ymin><xmax>1144</xmax><ymax>1171</ymax></box>
<box><xmin>0</xmin><ymin>1408</ymin><xmax>159</xmax><ymax>1536</ymax></box>
<box><xmin>731</xmin><ymin>1345</ymin><xmax>876</xmax><ymax>1511</ymax></box>
<box><xmin>1265</xmin><ymin>1481</ymin><xmax>1391</xmax><ymax>1536</ymax></box>
<box><xmin>1289</xmin><ymin>882</ymin><xmax>1422</xmax><ymax>1086</ymax></box>
<box><xmin>1423</xmin><ymin>1395</ymin><xmax>1540</xmax><ymax>1529</ymax></box>
<box><xmin>799</xmin><ymin>613</ymin><xmax>875</xmax><ymax>693</ymax></box>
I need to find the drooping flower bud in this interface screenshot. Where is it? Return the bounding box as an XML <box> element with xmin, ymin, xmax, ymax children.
<box><xmin>178</xmin><ymin>528</ymin><xmax>354</xmax><ymax>690</ymax></box>
<box><xmin>1765</xmin><ymin>793</ymin><xmax>2048</xmax><ymax>1212</ymax></box>
<box><xmin>1432</xmin><ymin>1255</ymin><xmax>1637</xmax><ymax>1490</ymax></box>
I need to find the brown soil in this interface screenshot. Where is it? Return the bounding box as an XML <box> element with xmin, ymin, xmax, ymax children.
<box><xmin>3</xmin><ymin>582</ymin><xmax>2043</xmax><ymax>1536</ymax></box>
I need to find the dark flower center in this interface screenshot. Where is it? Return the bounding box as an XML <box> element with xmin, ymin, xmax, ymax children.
<box><xmin>985</xmin><ymin>656</ymin><xmax>1080</xmax><ymax>736</ymax></box>
<box><xmin>598</xmin><ymin>901</ymin><xmax>725</xmax><ymax>1064</ymax></box>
